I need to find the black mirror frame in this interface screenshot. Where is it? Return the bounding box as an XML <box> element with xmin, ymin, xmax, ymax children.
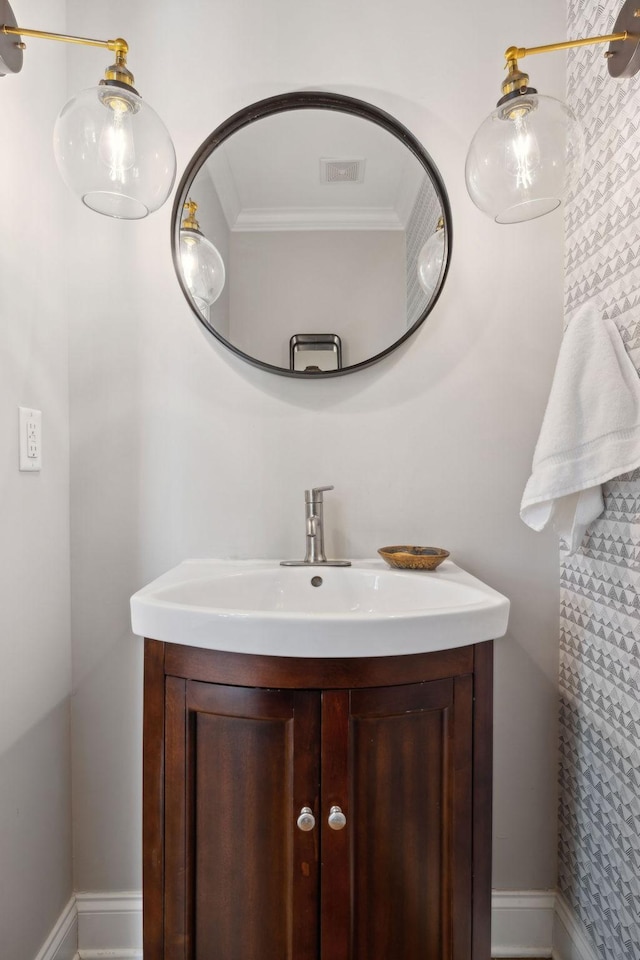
<box><xmin>171</xmin><ymin>90</ymin><xmax>452</xmax><ymax>379</ymax></box>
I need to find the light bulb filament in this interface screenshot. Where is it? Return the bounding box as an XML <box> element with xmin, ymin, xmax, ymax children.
<box><xmin>511</xmin><ymin>117</ymin><xmax>536</xmax><ymax>190</ymax></box>
<box><xmin>99</xmin><ymin>102</ymin><xmax>135</xmax><ymax>183</ymax></box>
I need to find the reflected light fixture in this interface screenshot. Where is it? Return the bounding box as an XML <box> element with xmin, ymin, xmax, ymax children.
<box><xmin>179</xmin><ymin>200</ymin><xmax>226</xmax><ymax>313</ymax></box>
<box><xmin>465</xmin><ymin>0</ymin><xmax>640</xmax><ymax>223</ymax></box>
<box><xmin>417</xmin><ymin>216</ymin><xmax>445</xmax><ymax>299</ymax></box>
<box><xmin>0</xmin><ymin>1</ymin><xmax>176</xmax><ymax>219</ymax></box>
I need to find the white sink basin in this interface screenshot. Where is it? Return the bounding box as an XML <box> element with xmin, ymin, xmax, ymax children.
<box><xmin>130</xmin><ymin>559</ymin><xmax>509</xmax><ymax>657</ymax></box>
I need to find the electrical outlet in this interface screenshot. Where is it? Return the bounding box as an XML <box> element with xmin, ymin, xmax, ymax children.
<box><xmin>19</xmin><ymin>407</ymin><xmax>41</xmax><ymax>471</ymax></box>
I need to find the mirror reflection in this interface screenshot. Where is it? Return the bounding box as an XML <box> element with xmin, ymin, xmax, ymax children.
<box><xmin>173</xmin><ymin>94</ymin><xmax>451</xmax><ymax>377</ymax></box>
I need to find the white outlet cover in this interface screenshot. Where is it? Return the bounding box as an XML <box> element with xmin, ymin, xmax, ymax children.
<box><xmin>19</xmin><ymin>406</ymin><xmax>41</xmax><ymax>471</ymax></box>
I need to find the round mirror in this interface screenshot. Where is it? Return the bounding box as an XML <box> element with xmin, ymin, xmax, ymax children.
<box><xmin>172</xmin><ymin>92</ymin><xmax>451</xmax><ymax>377</ymax></box>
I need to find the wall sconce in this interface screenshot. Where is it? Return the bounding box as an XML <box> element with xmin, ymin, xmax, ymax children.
<box><xmin>465</xmin><ymin>0</ymin><xmax>640</xmax><ymax>223</ymax></box>
<box><xmin>417</xmin><ymin>216</ymin><xmax>445</xmax><ymax>299</ymax></box>
<box><xmin>179</xmin><ymin>200</ymin><xmax>226</xmax><ymax>313</ymax></box>
<box><xmin>0</xmin><ymin>1</ymin><xmax>176</xmax><ymax>219</ymax></box>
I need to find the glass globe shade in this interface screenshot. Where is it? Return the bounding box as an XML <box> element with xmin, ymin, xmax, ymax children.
<box><xmin>54</xmin><ymin>84</ymin><xmax>177</xmax><ymax>219</ymax></box>
<box><xmin>465</xmin><ymin>93</ymin><xmax>584</xmax><ymax>224</ymax></box>
<box><xmin>417</xmin><ymin>227</ymin><xmax>445</xmax><ymax>299</ymax></box>
<box><xmin>179</xmin><ymin>229</ymin><xmax>226</xmax><ymax>309</ymax></box>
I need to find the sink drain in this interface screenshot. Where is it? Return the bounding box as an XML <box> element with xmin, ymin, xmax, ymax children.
<box><xmin>310</xmin><ymin>575</ymin><xmax>323</xmax><ymax>587</ymax></box>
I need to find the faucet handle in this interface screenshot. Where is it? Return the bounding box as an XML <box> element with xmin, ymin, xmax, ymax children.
<box><xmin>306</xmin><ymin>485</ymin><xmax>334</xmax><ymax>502</ymax></box>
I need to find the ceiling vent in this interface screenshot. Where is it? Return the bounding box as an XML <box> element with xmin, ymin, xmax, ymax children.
<box><xmin>320</xmin><ymin>158</ymin><xmax>365</xmax><ymax>184</ymax></box>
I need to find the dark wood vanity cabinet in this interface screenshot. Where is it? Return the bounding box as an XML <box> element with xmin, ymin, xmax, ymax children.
<box><xmin>143</xmin><ymin>639</ymin><xmax>493</xmax><ymax>960</ymax></box>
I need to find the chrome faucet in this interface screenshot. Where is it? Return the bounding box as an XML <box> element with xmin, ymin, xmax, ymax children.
<box><xmin>281</xmin><ymin>485</ymin><xmax>351</xmax><ymax>567</ymax></box>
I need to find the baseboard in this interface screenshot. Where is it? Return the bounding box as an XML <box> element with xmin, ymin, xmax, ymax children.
<box><xmin>491</xmin><ymin>890</ymin><xmax>555</xmax><ymax>957</ymax></box>
<box><xmin>34</xmin><ymin>897</ymin><xmax>77</xmax><ymax>960</ymax></box>
<box><xmin>552</xmin><ymin>893</ymin><xmax>600</xmax><ymax>960</ymax></box>
<box><xmin>75</xmin><ymin>892</ymin><xmax>142</xmax><ymax>954</ymax></box>
<box><xmin>70</xmin><ymin>888</ymin><xmax>563</xmax><ymax>956</ymax></box>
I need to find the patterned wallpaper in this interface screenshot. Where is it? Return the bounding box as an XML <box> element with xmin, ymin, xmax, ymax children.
<box><xmin>405</xmin><ymin>175</ymin><xmax>441</xmax><ymax>327</ymax></box>
<box><xmin>561</xmin><ymin>3</ymin><xmax>640</xmax><ymax>958</ymax></box>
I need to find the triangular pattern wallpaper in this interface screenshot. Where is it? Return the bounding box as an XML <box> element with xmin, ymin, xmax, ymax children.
<box><xmin>562</xmin><ymin>3</ymin><xmax>640</xmax><ymax>958</ymax></box>
<box><xmin>405</xmin><ymin>176</ymin><xmax>441</xmax><ymax>327</ymax></box>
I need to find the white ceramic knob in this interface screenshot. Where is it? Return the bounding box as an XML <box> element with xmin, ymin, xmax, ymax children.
<box><xmin>297</xmin><ymin>806</ymin><xmax>316</xmax><ymax>831</ymax></box>
<box><xmin>328</xmin><ymin>805</ymin><xmax>347</xmax><ymax>830</ymax></box>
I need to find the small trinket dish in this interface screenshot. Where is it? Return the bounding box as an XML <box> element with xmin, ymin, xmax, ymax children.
<box><xmin>377</xmin><ymin>545</ymin><xmax>450</xmax><ymax>570</ymax></box>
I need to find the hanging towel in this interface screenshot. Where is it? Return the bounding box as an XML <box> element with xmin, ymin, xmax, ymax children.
<box><xmin>520</xmin><ymin>301</ymin><xmax>640</xmax><ymax>554</ymax></box>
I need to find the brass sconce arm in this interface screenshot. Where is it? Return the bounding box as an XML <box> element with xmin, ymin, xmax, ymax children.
<box><xmin>501</xmin><ymin>3</ymin><xmax>640</xmax><ymax>96</ymax></box>
<box><xmin>1</xmin><ymin>22</ymin><xmax>134</xmax><ymax>86</ymax></box>
<box><xmin>502</xmin><ymin>32</ymin><xmax>631</xmax><ymax>96</ymax></box>
<box><xmin>1</xmin><ymin>24</ymin><xmax>128</xmax><ymax>58</ymax></box>
<box><xmin>504</xmin><ymin>31</ymin><xmax>631</xmax><ymax>66</ymax></box>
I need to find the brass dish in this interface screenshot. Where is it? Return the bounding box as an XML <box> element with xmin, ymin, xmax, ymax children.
<box><xmin>377</xmin><ymin>545</ymin><xmax>450</xmax><ymax>571</ymax></box>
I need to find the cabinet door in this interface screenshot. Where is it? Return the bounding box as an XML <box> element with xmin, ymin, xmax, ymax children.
<box><xmin>321</xmin><ymin>677</ymin><xmax>473</xmax><ymax>960</ymax></box>
<box><xmin>164</xmin><ymin>678</ymin><xmax>321</xmax><ymax>960</ymax></box>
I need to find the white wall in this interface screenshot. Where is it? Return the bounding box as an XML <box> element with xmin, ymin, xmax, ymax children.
<box><xmin>0</xmin><ymin>3</ymin><xmax>72</xmax><ymax>957</ymax></box>
<box><xmin>66</xmin><ymin>0</ymin><xmax>565</xmax><ymax>894</ymax></box>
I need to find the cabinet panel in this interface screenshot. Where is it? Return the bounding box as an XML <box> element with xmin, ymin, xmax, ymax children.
<box><xmin>164</xmin><ymin>680</ymin><xmax>320</xmax><ymax>960</ymax></box>
<box><xmin>321</xmin><ymin>678</ymin><xmax>473</xmax><ymax>960</ymax></box>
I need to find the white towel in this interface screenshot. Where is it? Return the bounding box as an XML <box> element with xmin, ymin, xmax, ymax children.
<box><xmin>520</xmin><ymin>302</ymin><xmax>640</xmax><ymax>554</ymax></box>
